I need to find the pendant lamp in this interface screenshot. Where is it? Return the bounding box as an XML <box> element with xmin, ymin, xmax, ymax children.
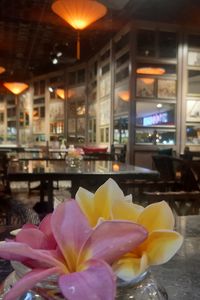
<box><xmin>56</xmin><ymin>88</ymin><xmax>65</xmax><ymax>99</ymax></box>
<box><xmin>51</xmin><ymin>0</ymin><xmax>107</xmax><ymax>59</ymax></box>
<box><xmin>3</xmin><ymin>82</ymin><xmax>29</xmax><ymax>104</ymax></box>
<box><xmin>136</xmin><ymin>67</ymin><xmax>165</xmax><ymax>75</ymax></box>
<box><xmin>0</xmin><ymin>66</ymin><xmax>6</xmax><ymax>74</ymax></box>
<box><xmin>3</xmin><ymin>82</ymin><xmax>29</xmax><ymax>96</ymax></box>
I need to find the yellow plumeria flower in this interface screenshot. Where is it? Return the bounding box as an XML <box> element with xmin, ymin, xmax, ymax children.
<box><xmin>76</xmin><ymin>178</ymin><xmax>144</xmax><ymax>227</ymax></box>
<box><xmin>76</xmin><ymin>178</ymin><xmax>183</xmax><ymax>281</ymax></box>
<box><xmin>113</xmin><ymin>201</ymin><xmax>183</xmax><ymax>280</ymax></box>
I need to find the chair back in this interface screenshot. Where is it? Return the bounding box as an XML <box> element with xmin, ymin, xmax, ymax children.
<box><xmin>152</xmin><ymin>155</ymin><xmax>175</xmax><ymax>181</ymax></box>
<box><xmin>152</xmin><ymin>155</ymin><xmax>200</xmax><ymax>191</ymax></box>
<box><xmin>111</xmin><ymin>144</ymin><xmax>127</xmax><ymax>162</ymax></box>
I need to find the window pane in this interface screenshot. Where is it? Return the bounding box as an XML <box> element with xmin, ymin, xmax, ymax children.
<box><xmin>115</xmin><ymin>32</ymin><xmax>129</xmax><ymax>52</ymax></box>
<box><xmin>136</xmin><ymin>129</ymin><xmax>175</xmax><ymax>145</ymax></box>
<box><xmin>114</xmin><ymin>83</ymin><xmax>129</xmax><ymax>115</ymax></box>
<box><xmin>188</xmin><ymin>70</ymin><xmax>200</xmax><ymax>95</ymax></box>
<box><xmin>186</xmin><ymin>100</ymin><xmax>200</xmax><ymax>122</ymax></box>
<box><xmin>137</xmin><ymin>30</ymin><xmax>155</xmax><ymax>57</ymax></box>
<box><xmin>114</xmin><ymin>117</ymin><xmax>129</xmax><ymax>144</ymax></box>
<box><xmin>186</xmin><ymin>125</ymin><xmax>200</xmax><ymax>145</ymax></box>
<box><xmin>136</xmin><ymin>102</ymin><xmax>175</xmax><ymax>126</ymax></box>
<box><xmin>159</xmin><ymin>31</ymin><xmax>177</xmax><ymax>58</ymax></box>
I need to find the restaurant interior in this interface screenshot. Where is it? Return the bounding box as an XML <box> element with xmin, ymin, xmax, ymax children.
<box><xmin>0</xmin><ymin>0</ymin><xmax>199</xmax><ymax>216</ymax></box>
<box><xmin>0</xmin><ymin>1</ymin><xmax>199</xmax><ymax>299</ymax></box>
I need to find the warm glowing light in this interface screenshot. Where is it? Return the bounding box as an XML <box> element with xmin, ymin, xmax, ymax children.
<box><xmin>141</xmin><ymin>78</ymin><xmax>155</xmax><ymax>85</ymax></box>
<box><xmin>118</xmin><ymin>90</ymin><xmax>130</xmax><ymax>102</ymax></box>
<box><xmin>137</xmin><ymin>67</ymin><xmax>165</xmax><ymax>75</ymax></box>
<box><xmin>3</xmin><ymin>82</ymin><xmax>29</xmax><ymax>95</ymax></box>
<box><xmin>0</xmin><ymin>67</ymin><xmax>5</xmax><ymax>74</ymax></box>
<box><xmin>52</xmin><ymin>0</ymin><xmax>107</xmax><ymax>30</ymax></box>
<box><xmin>113</xmin><ymin>163</ymin><xmax>120</xmax><ymax>171</ymax></box>
<box><xmin>56</xmin><ymin>88</ymin><xmax>65</xmax><ymax>99</ymax></box>
<box><xmin>51</xmin><ymin>0</ymin><xmax>107</xmax><ymax>59</ymax></box>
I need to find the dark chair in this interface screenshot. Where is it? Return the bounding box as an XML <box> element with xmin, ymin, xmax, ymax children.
<box><xmin>142</xmin><ymin>155</ymin><xmax>200</xmax><ymax>215</ymax></box>
<box><xmin>152</xmin><ymin>155</ymin><xmax>199</xmax><ymax>191</ymax></box>
<box><xmin>111</xmin><ymin>144</ymin><xmax>127</xmax><ymax>162</ymax></box>
<box><xmin>157</xmin><ymin>148</ymin><xmax>173</xmax><ymax>156</ymax></box>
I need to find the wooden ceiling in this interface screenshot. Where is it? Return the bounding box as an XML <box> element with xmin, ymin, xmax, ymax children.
<box><xmin>0</xmin><ymin>0</ymin><xmax>200</xmax><ymax>83</ymax></box>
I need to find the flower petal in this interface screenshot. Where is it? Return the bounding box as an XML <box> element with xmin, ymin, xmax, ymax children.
<box><xmin>39</xmin><ymin>213</ymin><xmax>52</xmax><ymax>234</ymax></box>
<box><xmin>0</xmin><ymin>242</ymin><xmax>65</xmax><ymax>269</ymax></box>
<box><xmin>75</xmin><ymin>187</ymin><xmax>96</xmax><ymax>226</ymax></box>
<box><xmin>4</xmin><ymin>267</ymin><xmax>58</xmax><ymax>300</ymax></box>
<box><xmin>113</xmin><ymin>253</ymin><xmax>148</xmax><ymax>281</ymax></box>
<box><xmin>16</xmin><ymin>228</ymin><xmax>51</xmax><ymax>249</ymax></box>
<box><xmin>80</xmin><ymin>220</ymin><xmax>148</xmax><ymax>265</ymax></box>
<box><xmin>59</xmin><ymin>259</ymin><xmax>115</xmax><ymax>300</ymax></box>
<box><xmin>39</xmin><ymin>214</ymin><xmax>57</xmax><ymax>248</ymax></box>
<box><xmin>146</xmin><ymin>230</ymin><xmax>183</xmax><ymax>265</ymax></box>
<box><xmin>51</xmin><ymin>200</ymin><xmax>92</xmax><ymax>271</ymax></box>
<box><xmin>112</xmin><ymin>199</ymin><xmax>143</xmax><ymax>222</ymax></box>
<box><xmin>137</xmin><ymin>201</ymin><xmax>175</xmax><ymax>232</ymax></box>
<box><xmin>22</xmin><ymin>224</ymin><xmax>37</xmax><ymax>229</ymax></box>
<box><xmin>92</xmin><ymin>179</ymin><xmax>124</xmax><ymax>222</ymax></box>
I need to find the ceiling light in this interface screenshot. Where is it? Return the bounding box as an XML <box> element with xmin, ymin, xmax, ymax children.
<box><xmin>49</xmin><ymin>87</ymin><xmax>54</xmax><ymax>92</ymax></box>
<box><xmin>56</xmin><ymin>51</ymin><xmax>62</xmax><ymax>57</ymax></box>
<box><xmin>0</xmin><ymin>66</ymin><xmax>6</xmax><ymax>74</ymax></box>
<box><xmin>3</xmin><ymin>82</ymin><xmax>29</xmax><ymax>95</ymax></box>
<box><xmin>137</xmin><ymin>67</ymin><xmax>165</xmax><ymax>75</ymax></box>
<box><xmin>157</xmin><ymin>103</ymin><xmax>163</xmax><ymax>108</ymax></box>
<box><xmin>51</xmin><ymin>0</ymin><xmax>107</xmax><ymax>59</ymax></box>
<box><xmin>52</xmin><ymin>57</ymin><xmax>58</xmax><ymax>64</ymax></box>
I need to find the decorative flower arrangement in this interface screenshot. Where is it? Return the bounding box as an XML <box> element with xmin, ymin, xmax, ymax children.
<box><xmin>67</xmin><ymin>145</ymin><xmax>84</xmax><ymax>159</ymax></box>
<box><xmin>0</xmin><ymin>179</ymin><xmax>183</xmax><ymax>300</ymax></box>
<box><xmin>66</xmin><ymin>145</ymin><xmax>84</xmax><ymax>167</ymax></box>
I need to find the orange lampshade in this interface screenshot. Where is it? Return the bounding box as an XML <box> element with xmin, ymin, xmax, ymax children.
<box><xmin>3</xmin><ymin>82</ymin><xmax>29</xmax><ymax>95</ymax></box>
<box><xmin>136</xmin><ymin>67</ymin><xmax>165</xmax><ymax>75</ymax></box>
<box><xmin>118</xmin><ymin>90</ymin><xmax>130</xmax><ymax>102</ymax></box>
<box><xmin>56</xmin><ymin>88</ymin><xmax>65</xmax><ymax>99</ymax></box>
<box><xmin>51</xmin><ymin>0</ymin><xmax>107</xmax><ymax>59</ymax></box>
<box><xmin>0</xmin><ymin>66</ymin><xmax>5</xmax><ymax>74</ymax></box>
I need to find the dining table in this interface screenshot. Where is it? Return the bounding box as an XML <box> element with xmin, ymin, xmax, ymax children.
<box><xmin>7</xmin><ymin>159</ymin><xmax>159</xmax><ymax>212</ymax></box>
<box><xmin>0</xmin><ymin>214</ymin><xmax>199</xmax><ymax>299</ymax></box>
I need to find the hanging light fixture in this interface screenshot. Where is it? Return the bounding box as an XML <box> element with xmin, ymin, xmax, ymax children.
<box><xmin>3</xmin><ymin>82</ymin><xmax>29</xmax><ymax>95</ymax></box>
<box><xmin>56</xmin><ymin>88</ymin><xmax>65</xmax><ymax>99</ymax></box>
<box><xmin>51</xmin><ymin>0</ymin><xmax>107</xmax><ymax>60</ymax></box>
<box><xmin>0</xmin><ymin>66</ymin><xmax>6</xmax><ymax>74</ymax></box>
<box><xmin>136</xmin><ymin>67</ymin><xmax>165</xmax><ymax>75</ymax></box>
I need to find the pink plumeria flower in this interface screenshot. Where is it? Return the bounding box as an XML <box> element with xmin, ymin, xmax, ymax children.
<box><xmin>16</xmin><ymin>214</ymin><xmax>57</xmax><ymax>250</ymax></box>
<box><xmin>0</xmin><ymin>200</ymin><xmax>147</xmax><ymax>300</ymax></box>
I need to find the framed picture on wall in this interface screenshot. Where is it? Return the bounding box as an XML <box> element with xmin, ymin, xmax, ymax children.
<box><xmin>188</xmin><ymin>51</ymin><xmax>200</xmax><ymax>66</ymax></box>
<box><xmin>186</xmin><ymin>100</ymin><xmax>200</xmax><ymax>122</ymax></box>
<box><xmin>136</xmin><ymin>78</ymin><xmax>155</xmax><ymax>98</ymax></box>
<box><xmin>157</xmin><ymin>79</ymin><xmax>176</xmax><ymax>99</ymax></box>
